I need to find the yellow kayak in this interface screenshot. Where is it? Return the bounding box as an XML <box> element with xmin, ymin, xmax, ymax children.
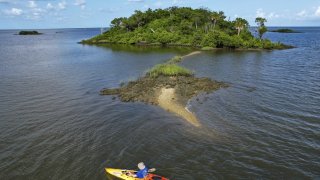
<box><xmin>106</xmin><ymin>168</ymin><xmax>138</xmax><ymax>180</ymax></box>
<box><xmin>105</xmin><ymin>168</ymin><xmax>169</xmax><ymax>180</ymax></box>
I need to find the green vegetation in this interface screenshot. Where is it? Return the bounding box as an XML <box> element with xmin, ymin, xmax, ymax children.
<box><xmin>83</xmin><ymin>7</ymin><xmax>290</xmax><ymax>49</ymax></box>
<box><xmin>201</xmin><ymin>46</ymin><xmax>215</xmax><ymax>51</ymax></box>
<box><xmin>147</xmin><ymin>64</ymin><xmax>192</xmax><ymax>78</ymax></box>
<box><xmin>270</xmin><ymin>28</ymin><xmax>301</xmax><ymax>33</ymax></box>
<box><xmin>147</xmin><ymin>55</ymin><xmax>193</xmax><ymax>78</ymax></box>
<box><xmin>255</xmin><ymin>17</ymin><xmax>267</xmax><ymax>39</ymax></box>
<box><xmin>167</xmin><ymin>56</ymin><xmax>182</xmax><ymax>64</ymax></box>
<box><xmin>18</xmin><ymin>31</ymin><xmax>42</xmax><ymax>35</ymax></box>
<box><xmin>235</xmin><ymin>18</ymin><xmax>249</xmax><ymax>36</ymax></box>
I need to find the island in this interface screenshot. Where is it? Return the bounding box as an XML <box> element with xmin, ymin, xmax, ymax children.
<box><xmin>269</xmin><ymin>28</ymin><xmax>301</xmax><ymax>33</ymax></box>
<box><xmin>18</xmin><ymin>31</ymin><xmax>42</xmax><ymax>35</ymax></box>
<box><xmin>86</xmin><ymin>7</ymin><xmax>294</xmax><ymax>126</ymax></box>
<box><xmin>82</xmin><ymin>7</ymin><xmax>292</xmax><ymax>50</ymax></box>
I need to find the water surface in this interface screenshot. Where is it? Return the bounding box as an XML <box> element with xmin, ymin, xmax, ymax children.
<box><xmin>0</xmin><ymin>28</ymin><xmax>319</xmax><ymax>179</ymax></box>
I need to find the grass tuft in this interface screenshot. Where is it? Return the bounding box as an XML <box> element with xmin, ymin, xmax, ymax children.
<box><xmin>201</xmin><ymin>46</ymin><xmax>215</xmax><ymax>51</ymax></box>
<box><xmin>147</xmin><ymin>64</ymin><xmax>192</xmax><ymax>78</ymax></box>
<box><xmin>167</xmin><ymin>56</ymin><xmax>182</xmax><ymax>64</ymax></box>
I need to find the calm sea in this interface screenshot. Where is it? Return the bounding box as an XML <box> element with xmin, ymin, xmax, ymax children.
<box><xmin>0</xmin><ymin>27</ymin><xmax>319</xmax><ymax>179</ymax></box>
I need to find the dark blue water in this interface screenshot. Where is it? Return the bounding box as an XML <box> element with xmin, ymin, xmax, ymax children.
<box><xmin>0</xmin><ymin>28</ymin><xmax>319</xmax><ymax>179</ymax></box>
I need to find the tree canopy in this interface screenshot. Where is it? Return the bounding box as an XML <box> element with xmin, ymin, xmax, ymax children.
<box><xmin>83</xmin><ymin>7</ymin><xmax>288</xmax><ymax>49</ymax></box>
<box><xmin>255</xmin><ymin>17</ymin><xmax>268</xmax><ymax>39</ymax></box>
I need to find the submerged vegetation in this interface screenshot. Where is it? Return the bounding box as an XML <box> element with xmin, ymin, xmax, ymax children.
<box><xmin>83</xmin><ymin>7</ymin><xmax>292</xmax><ymax>49</ymax></box>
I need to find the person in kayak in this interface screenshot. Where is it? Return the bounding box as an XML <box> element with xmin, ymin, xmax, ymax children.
<box><xmin>127</xmin><ymin>162</ymin><xmax>148</xmax><ymax>178</ymax></box>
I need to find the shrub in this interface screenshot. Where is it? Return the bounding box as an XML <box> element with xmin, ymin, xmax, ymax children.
<box><xmin>192</xmin><ymin>34</ymin><xmax>202</xmax><ymax>46</ymax></box>
<box><xmin>262</xmin><ymin>39</ymin><xmax>274</xmax><ymax>49</ymax></box>
<box><xmin>201</xmin><ymin>33</ymin><xmax>217</xmax><ymax>47</ymax></box>
<box><xmin>156</xmin><ymin>31</ymin><xmax>175</xmax><ymax>45</ymax></box>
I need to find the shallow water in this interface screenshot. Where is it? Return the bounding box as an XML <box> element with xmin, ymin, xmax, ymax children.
<box><xmin>0</xmin><ymin>28</ymin><xmax>319</xmax><ymax>179</ymax></box>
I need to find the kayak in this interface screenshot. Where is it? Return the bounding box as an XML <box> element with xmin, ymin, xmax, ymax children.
<box><xmin>105</xmin><ymin>168</ymin><xmax>169</xmax><ymax>180</ymax></box>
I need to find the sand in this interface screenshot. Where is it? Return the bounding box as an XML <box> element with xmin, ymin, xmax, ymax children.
<box><xmin>158</xmin><ymin>88</ymin><xmax>200</xmax><ymax>127</ymax></box>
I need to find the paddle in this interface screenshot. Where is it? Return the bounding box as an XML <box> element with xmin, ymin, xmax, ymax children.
<box><xmin>123</xmin><ymin>168</ymin><xmax>156</xmax><ymax>173</ymax></box>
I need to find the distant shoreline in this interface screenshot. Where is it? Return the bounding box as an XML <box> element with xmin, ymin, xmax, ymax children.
<box><xmin>16</xmin><ymin>31</ymin><xmax>42</xmax><ymax>35</ymax></box>
<box><xmin>269</xmin><ymin>28</ymin><xmax>302</xmax><ymax>33</ymax></box>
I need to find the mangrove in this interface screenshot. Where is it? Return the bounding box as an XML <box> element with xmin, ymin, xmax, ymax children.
<box><xmin>82</xmin><ymin>7</ymin><xmax>292</xmax><ymax>50</ymax></box>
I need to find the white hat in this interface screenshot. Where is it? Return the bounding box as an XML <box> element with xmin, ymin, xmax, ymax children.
<box><xmin>138</xmin><ymin>162</ymin><xmax>145</xmax><ymax>170</ymax></box>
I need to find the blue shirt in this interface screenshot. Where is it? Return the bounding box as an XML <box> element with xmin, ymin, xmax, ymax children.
<box><xmin>136</xmin><ymin>167</ymin><xmax>148</xmax><ymax>178</ymax></box>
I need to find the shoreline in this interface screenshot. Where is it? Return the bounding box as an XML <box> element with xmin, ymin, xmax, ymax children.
<box><xmin>80</xmin><ymin>41</ymin><xmax>295</xmax><ymax>50</ymax></box>
<box><xmin>100</xmin><ymin>51</ymin><xmax>228</xmax><ymax>126</ymax></box>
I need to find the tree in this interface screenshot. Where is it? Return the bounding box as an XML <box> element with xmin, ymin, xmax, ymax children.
<box><xmin>234</xmin><ymin>18</ymin><xmax>249</xmax><ymax>36</ymax></box>
<box><xmin>168</xmin><ymin>6</ymin><xmax>178</xmax><ymax>17</ymax></box>
<box><xmin>132</xmin><ymin>10</ymin><xmax>148</xmax><ymax>27</ymax></box>
<box><xmin>258</xmin><ymin>26</ymin><xmax>267</xmax><ymax>39</ymax></box>
<box><xmin>210</xmin><ymin>12</ymin><xmax>219</xmax><ymax>30</ymax></box>
<box><xmin>192</xmin><ymin>15</ymin><xmax>201</xmax><ymax>29</ymax></box>
<box><xmin>121</xmin><ymin>18</ymin><xmax>136</xmax><ymax>31</ymax></box>
<box><xmin>255</xmin><ymin>17</ymin><xmax>267</xmax><ymax>39</ymax></box>
<box><xmin>211</xmin><ymin>11</ymin><xmax>225</xmax><ymax>31</ymax></box>
<box><xmin>111</xmin><ymin>17</ymin><xmax>125</xmax><ymax>28</ymax></box>
<box><xmin>255</xmin><ymin>17</ymin><xmax>267</xmax><ymax>26</ymax></box>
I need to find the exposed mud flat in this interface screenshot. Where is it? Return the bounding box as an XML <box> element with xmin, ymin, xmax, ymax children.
<box><xmin>100</xmin><ymin>75</ymin><xmax>228</xmax><ymax>126</ymax></box>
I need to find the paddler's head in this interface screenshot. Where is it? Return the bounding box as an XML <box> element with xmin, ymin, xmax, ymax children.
<box><xmin>137</xmin><ymin>162</ymin><xmax>145</xmax><ymax>170</ymax></box>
